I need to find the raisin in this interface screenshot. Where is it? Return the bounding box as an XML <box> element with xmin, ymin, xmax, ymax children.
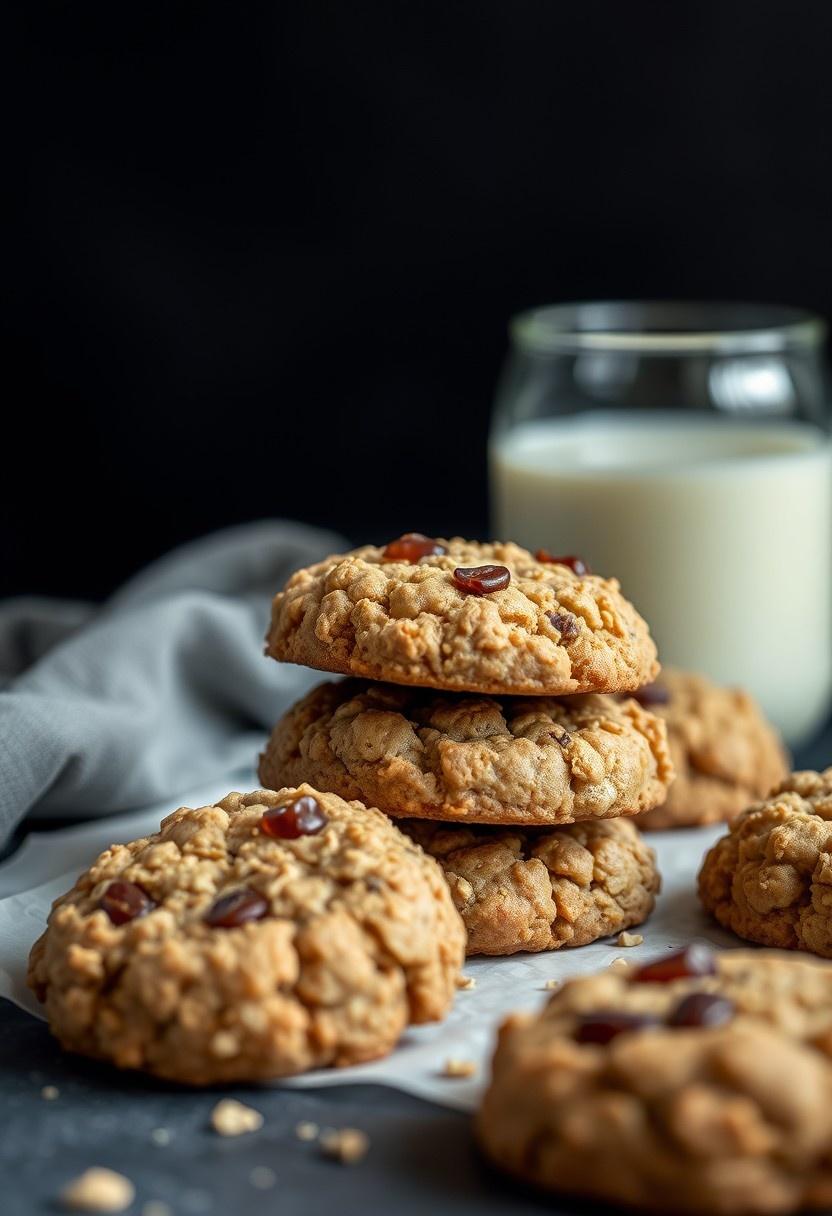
<box><xmin>535</xmin><ymin>551</ymin><xmax>590</xmax><ymax>576</ymax></box>
<box><xmin>383</xmin><ymin>533</ymin><xmax>447</xmax><ymax>561</ymax></box>
<box><xmin>547</xmin><ymin>611</ymin><xmax>580</xmax><ymax>640</ymax></box>
<box><xmin>667</xmin><ymin>992</ymin><xmax>735</xmax><ymax>1029</ymax></box>
<box><xmin>101</xmin><ymin>881</ymin><xmax>155</xmax><ymax>926</ymax></box>
<box><xmin>261</xmin><ymin>795</ymin><xmax>328</xmax><ymax>840</ymax></box>
<box><xmin>574</xmin><ymin>1011</ymin><xmax>662</xmax><ymax>1045</ymax></box>
<box><xmin>632</xmin><ymin>944</ymin><xmax>717</xmax><ymax>984</ymax></box>
<box><xmin>452</xmin><ymin>565</ymin><xmax>511</xmax><ymax>595</ymax></box>
<box><xmin>205</xmin><ymin>888</ymin><xmax>269</xmax><ymax>928</ymax></box>
<box><xmin>631</xmin><ymin>683</ymin><xmax>671</xmax><ymax>707</ymax></box>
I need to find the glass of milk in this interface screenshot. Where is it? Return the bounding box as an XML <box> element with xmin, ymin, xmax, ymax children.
<box><xmin>490</xmin><ymin>301</ymin><xmax>831</xmax><ymax>746</ymax></box>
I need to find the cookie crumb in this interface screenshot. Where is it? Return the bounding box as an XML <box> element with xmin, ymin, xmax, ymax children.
<box><xmin>442</xmin><ymin>1058</ymin><xmax>477</xmax><ymax>1078</ymax></box>
<box><xmin>608</xmin><ymin>957</ymin><xmax>631</xmax><ymax>971</ymax></box>
<box><xmin>150</xmin><ymin>1128</ymin><xmax>171</xmax><ymax>1147</ymax></box>
<box><xmin>457</xmin><ymin>975</ymin><xmax>477</xmax><ymax>990</ymax></box>
<box><xmin>617</xmin><ymin>931</ymin><xmax>644</xmax><ymax>947</ymax></box>
<box><xmin>249</xmin><ymin>1166</ymin><xmax>276</xmax><ymax>1190</ymax></box>
<box><xmin>543</xmin><ymin>978</ymin><xmax>560</xmax><ymax>990</ymax></box>
<box><xmin>142</xmin><ymin>1203</ymin><xmax>173</xmax><ymax>1216</ymax></box>
<box><xmin>60</xmin><ymin>1167</ymin><xmax>135</xmax><ymax>1212</ymax></box>
<box><xmin>295</xmin><ymin>1120</ymin><xmax>319</xmax><ymax>1141</ymax></box>
<box><xmin>210</xmin><ymin>1098</ymin><xmax>263</xmax><ymax>1137</ymax></box>
<box><xmin>41</xmin><ymin>1085</ymin><xmax>60</xmax><ymax>1100</ymax></box>
<box><xmin>319</xmin><ymin>1127</ymin><xmax>370</xmax><ymax>1165</ymax></box>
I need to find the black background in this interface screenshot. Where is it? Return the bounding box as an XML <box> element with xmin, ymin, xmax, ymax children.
<box><xmin>6</xmin><ymin>1</ymin><xmax>832</xmax><ymax>599</ymax></box>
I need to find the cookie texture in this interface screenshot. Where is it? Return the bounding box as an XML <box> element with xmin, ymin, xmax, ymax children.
<box><xmin>259</xmin><ymin>680</ymin><xmax>674</xmax><ymax>826</ymax></box>
<box><xmin>266</xmin><ymin>539</ymin><xmax>659</xmax><ymax>696</ymax></box>
<box><xmin>401</xmin><ymin>817</ymin><xmax>659</xmax><ymax>955</ymax></box>
<box><xmin>637</xmin><ymin>669</ymin><xmax>788</xmax><ymax>830</ymax></box>
<box><xmin>28</xmin><ymin>786</ymin><xmax>465</xmax><ymax>1085</ymax></box>
<box><xmin>478</xmin><ymin>950</ymin><xmax>832</xmax><ymax>1214</ymax></box>
<box><xmin>699</xmin><ymin>769</ymin><xmax>832</xmax><ymax>958</ymax></box>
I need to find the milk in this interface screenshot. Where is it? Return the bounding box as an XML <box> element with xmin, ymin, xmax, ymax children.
<box><xmin>491</xmin><ymin>412</ymin><xmax>832</xmax><ymax>745</ymax></box>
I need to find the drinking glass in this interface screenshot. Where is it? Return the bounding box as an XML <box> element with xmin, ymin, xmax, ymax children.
<box><xmin>490</xmin><ymin>301</ymin><xmax>831</xmax><ymax>746</ymax></box>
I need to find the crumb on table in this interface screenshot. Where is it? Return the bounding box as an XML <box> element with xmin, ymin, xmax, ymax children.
<box><xmin>295</xmin><ymin>1120</ymin><xmax>319</xmax><ymax>1141</ymax></box>
<box><xmin>617</xmin><ymin>931</ymin><xmax>644</xmax><ymax>947</ymax></box>
<box><xmin>319</xmin><ymin>1127</ymin><xmax>370</xmax><ymax>1164</ymax></box>
<box><xmin>442</xmin><ymin>1058</ymin><xmax>477</xmax><ymax>1078</ymax></box>
<box><xmin>59</xmin><ymin>1167</ymin><xmax>135</xmax><ymax>1213</ymax></box>
<box><xmin>210</xmin><ymin>1098</ymin><xmax>263</xmax><ymax>1137</ymax></box>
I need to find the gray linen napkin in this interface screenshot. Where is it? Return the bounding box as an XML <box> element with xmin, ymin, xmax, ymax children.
<box><xmin>0</xmin><ymin>520</ymin><xmax>345</xmax><ymax>845</ymax></box>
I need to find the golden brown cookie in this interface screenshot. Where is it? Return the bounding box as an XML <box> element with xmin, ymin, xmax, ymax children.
<box><xmin>634</xmin><ymin>668</ymin><xmax>789</xmax><ymax>829</ymax></box>
<box><xmin>266</xmin><ymin>537</ymin><xmax>659</xmax><ymax>696</ymax></box>
<box><xmin>400</xmin><ymin>817</ymin><xmax>659</xmax><ymax>955</ymax></box>
<box><xmin>28</xmin><ymin>786</ymin><xmax>465</xmax><ymax>1085</ymax></box>
<box><xmin>478</xmin><ymin>946</ymin><xmax>832</xmax><ymax>1215</ymax></box>
<box><xmin>698</xmin><ymin>769</ymin><xmax>832</xmax><ymax>957</ymax></box>
<box><xmin>259</xmin><ymin>679</ymin><xmax>674</xmax><ymax>826</ymax></box>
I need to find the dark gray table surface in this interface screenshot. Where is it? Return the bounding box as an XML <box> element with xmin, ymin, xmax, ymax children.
<box><xmin>1</xmin><ymin>998</ymin><xmax>561</xmax><ymax>1216</ymax></box>
<box><xmin>3</xmin><ymin>725</ymin><xmax>830</xmax><ymax>1215</ymax></box>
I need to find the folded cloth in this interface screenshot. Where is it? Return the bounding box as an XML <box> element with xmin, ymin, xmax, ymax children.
<box><xmin>0</xmin><ymin>520</ymin><xmax>345</xmax><ymax>845</ymax></box>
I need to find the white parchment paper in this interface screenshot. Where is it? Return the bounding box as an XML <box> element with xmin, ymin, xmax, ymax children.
<box><xmin>0</xmin><ymin>772</ymin><xmax>738</xmax><ymax>1112</ymax></box>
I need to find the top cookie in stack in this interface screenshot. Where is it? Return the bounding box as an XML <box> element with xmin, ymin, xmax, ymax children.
<box><xmin>261</xmin><ymin>535</ymin><xmax>673</xmax><ymax>956</ymax></box>
<box><xmin>265</xmin><ymin>535</ymin><xmax>659</xmax><ymax>695</ymax></box>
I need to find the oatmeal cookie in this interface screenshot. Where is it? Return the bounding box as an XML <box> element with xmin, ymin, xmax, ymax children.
<box><xmin>478</xmin><ymin>946</ymin><xmax>832</xmax><ymax>1214</ymax></box>
<box><xmin>698</xmin><ymin>769</ymin><xmax>832</xmax><ymax>957</ymax></box>
<box><xmin>636</xmin><ymin>669</ymin><xmax>788</xmax><ymax>830</ymax></box>
<box><xmin>259</xmin><ymin>680</ymin><xmax>673</xmax><ymax>826</ymax></box>
<box><xmin>265</xmin><ymin>537</ymin><xmax>658</xmax><ymax>696</ymax></box>
<box><xmin>28</xmin><ymin>786</ymin><xmax>465</xmax><ymax>1085</ymax></box>
<box><xmin>401</xmin><ymin>816</ymin><xmax>659</xmax><ymax>955</ymax></box>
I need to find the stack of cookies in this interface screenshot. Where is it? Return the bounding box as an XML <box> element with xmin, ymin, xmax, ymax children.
<box><xmin>259</xmin><ymin>534</ymin><xmax>676</xmax><ymax>956</ymax></box>
<box><xmin>25</xmin><ymin>532</ymin><xmax>676</xmax><ymax>1087</ymax></box>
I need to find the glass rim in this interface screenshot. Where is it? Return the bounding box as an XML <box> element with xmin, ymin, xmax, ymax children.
<box><xmin>511</xmin><ymin>300</ymin><xmax>828</xmax><ymax>355</ymax></box>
